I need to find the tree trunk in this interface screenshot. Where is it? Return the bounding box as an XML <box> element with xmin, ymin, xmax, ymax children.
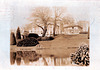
<box><xmin>53</xmin><ymin>20</ymin><xmax>56</xmax><ymax>36</ymax></box>
<box><xmin>42</xmin><ymin>26</ymin><xmax>47</xmax><ymax>37</ymax></box>
<box><xmin>88</xmin><ymin>27</ymin><xmax>90</xmax><ymax>39</ymax></box>
<box><xmin>54</xmin><ymin>57</ymin><xmax>56</xmax><ymax>66</ymax></box>
<box><xmin>43</xmin><ymin>57</ymin><xmax>48</xmax><ymax>66</ymax></box>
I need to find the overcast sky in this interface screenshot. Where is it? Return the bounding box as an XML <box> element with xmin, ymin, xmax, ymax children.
<box><xmin>1</xmin><ymin>0</ymin><xmax>98</xmax><ymax>30</ymax></box>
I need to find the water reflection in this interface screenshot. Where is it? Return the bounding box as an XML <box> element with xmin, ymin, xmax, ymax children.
<box><xmin>10</xmin><ymin>50</ymin><xmax>72</xmax><ymax>66</ymax></box>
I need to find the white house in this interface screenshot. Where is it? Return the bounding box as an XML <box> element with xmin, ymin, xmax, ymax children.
<box><xmin>63</xmin><ymin>25</ymin><xmax>83</xmax><ymax>35</ymax></box>
<box><xmin>77</xmin><ymin>21</ymin><xmax>89</xmax><ymax>32</ymax></box>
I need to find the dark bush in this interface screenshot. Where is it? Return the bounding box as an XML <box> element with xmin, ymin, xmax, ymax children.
<box><xmin>16</xmin><ymin>27</ymin><xmax>21</xmax><ymax>39</ymax></box>
<box><xmin>70</xmin><ymin>44</ymin><xmax>89</xmax><ymax>66</ymax></box>
<box><xmin>17</xmin><ymin>37</ymin><xmax>39</xmax><ymax>47</ymax></box>
<box><xmin>49</xmin><ymin>36</ymin><xmax>54</xmax><ymax>40</ymax></box>
<box><xmin>28</xmin><ymin>33</ymin><xmax>39</xmax><ymax>39</ymax></box>
<box><xmin>10</xmin><ymin>32</ymin><xmax>16</xmax><ymax>45</ymax></box>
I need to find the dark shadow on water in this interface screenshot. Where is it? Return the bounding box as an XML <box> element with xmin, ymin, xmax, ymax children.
<box><xmin>10</xmin><ymin>51</ymin><xmax>41</xmax><ymax>65</ymax></box>
<box><xmin>10</xmin><ymin>50</ymin><xmax>72</xmax><ymax>66</ymax></box>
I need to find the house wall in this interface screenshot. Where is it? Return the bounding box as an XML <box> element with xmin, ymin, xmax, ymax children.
<box><xmin>64</xmin><ymin>27</ymin><xmax>80</xmax><ymax>35</ymax></box>
<box><xmin>77</xmin><ymin>21</ymin><xmax>89</xmax><ymax>32</ymax></box>
<box><xmin>32</xmin><ymin>27</ymin><xmax>42</xmax><ymax>36</ymax></box>
<box><xmin>46</xmin><ymin>24</ymin><xmax>54</xmax><ymax>36</ymax></box>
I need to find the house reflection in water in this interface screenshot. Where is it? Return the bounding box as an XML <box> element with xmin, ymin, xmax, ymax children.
<box><xmin>10</xmin><ymin>51</ymin><xmax>72</xmax><ymax>66</ymax></box>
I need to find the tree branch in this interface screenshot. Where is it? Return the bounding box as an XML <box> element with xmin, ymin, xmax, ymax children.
<box><xmin>36</xmin><ymin>24</ymin><xmax>44</xmax><ymax>31</ymax></box>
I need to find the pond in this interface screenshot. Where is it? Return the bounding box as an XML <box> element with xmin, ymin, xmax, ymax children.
<box><xmin>10</xmin><ymin>45</ymin><xmax>78</xmax><ymax>66</ymax></box>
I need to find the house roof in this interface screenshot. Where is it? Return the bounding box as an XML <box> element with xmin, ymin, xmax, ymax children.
<box><xmin>64</xmin><ymin>25</ymin><xmax>83</xmax><ymax>29</ymax></box>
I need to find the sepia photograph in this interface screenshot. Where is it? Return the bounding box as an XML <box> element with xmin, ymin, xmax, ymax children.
<box><xmin>2</xmin><ymin>0</ymin><xmax>100</xmax><ymax>70</ymax></box>
<box><xmin>10</xmin><ymin>1</ymin><xmax>90</xmax><ymax>66</ymax></box>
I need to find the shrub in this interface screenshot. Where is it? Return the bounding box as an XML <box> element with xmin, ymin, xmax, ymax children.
<box><xmin>16</xmin><ymin>27</ymin><xmax>21</xmax><ymax>39</ymax></box>
<box><xmin>10</xmin><ymin>32</ymin><xmax>16</xmax><ymax>45</ymax></box>
<box><xmin>17</xmin><ymin>37</ymin><xmax>39</xmax><ymax>47</ymax></box>
<box><xmin>49</xmin><ymin>36</ymin><xmax>54</xmax><ymax>40</ymax></box>
<box><xmin>28</xmin><ymin>33</ymin><xmax>39</xmax><ymax>39</ymax></box>
<box><xmin>70</xmin><ymin>44</ymin><xmax>89</xmax><ymax>66</ymax></box>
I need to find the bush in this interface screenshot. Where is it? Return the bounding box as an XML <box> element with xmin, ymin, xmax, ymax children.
<box><xmin>28</xmin><ymin>33</ymin><xmax>39</xmax><ymax>39</ymax></box>
<box><xmin>10</xmin><ymin>32</ymin><xmax>16</xmax><ymax>45</ymax></box>
<box><xmin>17</xmin><ymin>37</ymin><xmax>39</xmax><ymax>47</ymax></box>
<box><xmin>70</xmin><ymin>44</ymin><xmax>89</xmax><ymax>66</ymax></box>
<box><xmin>16</xmin><ymin>27</ymin><xmax>21</xmax><ymax>39</ymax></box>
<box><xmin>49</xmin><ymin>36</ymin><xmax>54</xmax><ymax>40</ymax></box>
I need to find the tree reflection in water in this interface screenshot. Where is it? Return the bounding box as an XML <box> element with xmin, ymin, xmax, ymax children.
<box><xmin>10</xmin><ymin>52</ymin><xmax>16</xmax><ymax>65</ymax></box>
<box><xmin>10</xmin><ymin>51</ymin><xmax>71</xmax><ymax>66</ymax></box>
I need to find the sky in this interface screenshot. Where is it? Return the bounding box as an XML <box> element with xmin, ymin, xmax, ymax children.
<box><xmin>6</xmin><ymin>0</ymin><xmax>97</xmax><ymax>30</ymax></box>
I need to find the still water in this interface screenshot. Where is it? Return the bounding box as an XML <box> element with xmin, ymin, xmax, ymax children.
<box><xmin>10</xmin><ymin>46</ymin><xmax>78</xmax><ymax>66</ymax></box>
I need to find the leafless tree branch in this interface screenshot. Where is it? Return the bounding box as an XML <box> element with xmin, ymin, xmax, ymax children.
<box><xmin>36</xmin><ymin>24</ymin><xmax>44</xmax><ymax>31</ymax></box>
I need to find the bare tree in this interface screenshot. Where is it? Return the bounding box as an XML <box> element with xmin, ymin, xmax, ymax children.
<box><xmin>62</xmin><ymin>15</ymin><xmax>75</xmax><ymax>25</ymax></box>
<box><xmin>31</xmin><ymin>7</ymin><xmax>52</xmax><ymax>37</ymax></box>
<box><xmin>53</xmin><ymin>7</ymin><xmax>66</xmax><ymax>36</ymax></box>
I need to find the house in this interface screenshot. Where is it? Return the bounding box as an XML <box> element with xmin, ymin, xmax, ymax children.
<box><xmin>46</xmin><ymin>22</ymin><xmax>60</xmax><ymax>36</ymax></box>
<box><xmin>63</xmin><ymin>25</ymin><xmax>83</xmax><ymax>35</ymax></box>
<box><xmin>77</xmin><ymin>21</ymin><xmax>89</xmax><ymax>32</ymax></box>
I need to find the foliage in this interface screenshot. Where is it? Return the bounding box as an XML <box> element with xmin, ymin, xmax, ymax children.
<box><xmin>10</xmin><ymin>32</ymin><xmax>16</xmax><ymax>45</ymax></box>
<box><xmin>16</xmin><ymin>27</ymin><xmax>21</xmax><ymax>39</ymax></box>
<box><xmin>17</xmin><ymin>37</ymin><xmax>39</xmax><ymax>47</ymax></box>
<box><xmin>70</xmin><ymin>44</ymin><xmax>89</xmax><ymax>66</ymax></box>
<box><xmin>28</xmin><ymin>33</ymin><xmax>39</xmax><ymax>38</ymax></box>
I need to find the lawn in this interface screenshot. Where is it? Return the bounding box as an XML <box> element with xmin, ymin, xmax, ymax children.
<box><xmin>10</xmin><ymin>34</ymin><xmax>89</xmax><ymax>58</ymax></box>
<box><xmin>37</xmin><ymin>34</ymin><xmax>89</xmax><ymax>57</ymax></box>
